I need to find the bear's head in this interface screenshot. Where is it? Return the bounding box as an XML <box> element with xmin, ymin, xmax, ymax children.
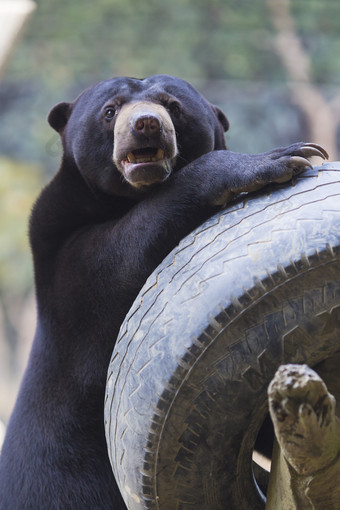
<box><xmin>48</xmin><ymin>75</ymin><xmax>229</xmax><ymax>196</ymax></box>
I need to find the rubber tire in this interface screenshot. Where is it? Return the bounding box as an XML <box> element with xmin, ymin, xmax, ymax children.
<box><xmin>105</xmin><ymin>163</ymin><xmax>340</xmax><ymax>510</ymax></box>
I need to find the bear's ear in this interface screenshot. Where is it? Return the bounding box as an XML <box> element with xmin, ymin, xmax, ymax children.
<box><xmin>212</xmin><ymin>105</ymin><xmax>229</xmax><ymax>133</ymax></box>
<box><xmin>212</xmin><ymin>105</ymin><xmax>229</xmax><ymax>150</ymax></box>
<box><xmin>48</xmin><ymin>102</ymin><xmax>71</xmax><ymax>134</ymax></box>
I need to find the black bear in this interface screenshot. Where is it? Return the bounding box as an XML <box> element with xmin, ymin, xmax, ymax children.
<box><xmin>0</xmin><ymin>75</ymin><xmax>327</xmax><ymax>509</ymax></box>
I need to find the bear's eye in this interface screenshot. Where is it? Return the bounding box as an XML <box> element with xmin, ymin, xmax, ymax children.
<box><xmin>167</xmin><ymin>101</ymin><xmax>181</xmax><ymax>117</ymax></box>
<box><xmin>104</xmin><ymin>107</ymin><xmax>116</xmax><ymax>120</ymax></box>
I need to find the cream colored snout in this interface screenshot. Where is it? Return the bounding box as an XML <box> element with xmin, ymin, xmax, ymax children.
<box><xmin>113</xmin><ymin>102</ymin><xmax>178</xmax><ymax>188</ymax></box>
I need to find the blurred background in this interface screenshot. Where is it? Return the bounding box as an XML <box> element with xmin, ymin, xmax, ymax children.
<box><xmin>1</xmin><ymin>0</ymin><xmax>340</xmax><ymax>429</ymax></box>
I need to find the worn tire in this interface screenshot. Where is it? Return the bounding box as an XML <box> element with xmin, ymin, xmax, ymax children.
<box><xmin>105</xmin><ymin>163</ymin><xmax>340</xmax><ymax>510</ymax></box>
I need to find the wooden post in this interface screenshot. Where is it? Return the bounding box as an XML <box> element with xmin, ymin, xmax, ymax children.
<box><xmin>266</xmin><ymin>364</ymin><xmax>340</xmax><ymax>509</ymax></box>
<box><xmin>0</xmin><ymin>1</ymin><xmax>36</xmax><ymax>78</ymax></box>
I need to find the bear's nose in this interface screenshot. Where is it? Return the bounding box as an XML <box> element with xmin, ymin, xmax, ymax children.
<box><xmin>131</xmin><ymin>114</ymin><xmax>161</xmax><ymax>137</ymax></box>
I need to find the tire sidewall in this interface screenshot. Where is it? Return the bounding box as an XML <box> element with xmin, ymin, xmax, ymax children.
<box><xmin>153</xmin><ymin>266</ymin><xmax>340</xmax><ymax>509</ymax></box>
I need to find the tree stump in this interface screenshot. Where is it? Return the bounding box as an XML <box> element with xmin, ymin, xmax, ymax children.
<box><xmin>266</xmin><ymin>364</ymin><xmax>340</xmax><ymax>509</ymax></box>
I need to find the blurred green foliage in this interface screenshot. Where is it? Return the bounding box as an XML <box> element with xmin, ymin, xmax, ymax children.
<box><xmin>8</xmin><ymin>0</ymin><xmax>279</xmax><ymax>83</ymax></box>
<box><xmin>0</xmin><ymin>159</ymin><xmax>41</xmax><ymax>295</ymax></box>
<box><xmin>8</xmin><ymin>0</ymin><xmax>340</xmax><ymax>85</ymax></box>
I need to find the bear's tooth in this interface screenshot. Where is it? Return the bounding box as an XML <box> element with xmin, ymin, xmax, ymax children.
<box><xmin>127</xmin><ymin>152</ymin><xmax>136</xmax><ymax>163</ymax></box>
<box><xmin>156</xmin><ymin>149</ymin><xmax>164</xmax><ymax>160</ymax></box>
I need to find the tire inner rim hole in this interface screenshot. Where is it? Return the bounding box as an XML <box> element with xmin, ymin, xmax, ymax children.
<box><xmin>252</xmin><ymin>413</ymin><xmax>274</xmax><ymax>496</ymax></box>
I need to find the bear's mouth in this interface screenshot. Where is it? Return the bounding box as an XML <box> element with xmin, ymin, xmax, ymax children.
<box><xmin>124</xmin><ymin>147</ymin><xmax>165</xmax><ymax>165</ymax></box>
<box><xmin>120</xmin><ymin>147</ymin><xmax>173</xmax><ymax>188</ymax></box>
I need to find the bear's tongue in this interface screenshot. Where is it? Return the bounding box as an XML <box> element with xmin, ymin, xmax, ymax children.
<box><xmin>126</xmin><ymin>148</ymin><xmax>164</xmax><ymax>164</ymax></box>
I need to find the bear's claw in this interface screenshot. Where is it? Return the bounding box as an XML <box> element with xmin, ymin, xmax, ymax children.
<box><xmin>300</xmin><ymin>143</ymin><xmax>329</xmax><ymax>160</ymax></box>
<box><xmin>289</xmin><ymin>156</ymin><xmax>313</xmax><ymax>172</ymax></box>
